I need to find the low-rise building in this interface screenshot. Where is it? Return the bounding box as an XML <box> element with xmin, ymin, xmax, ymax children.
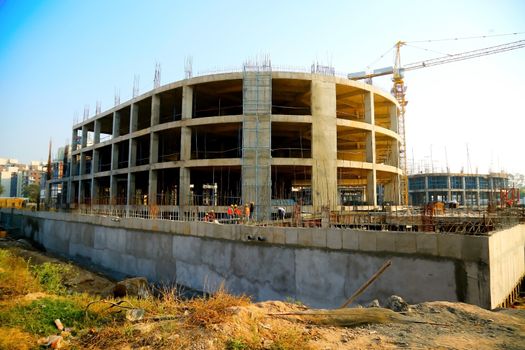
<box><xmin>408</xmin><ymin>172</ymin><xmax>510</xmax><ymax>207</ymax></box>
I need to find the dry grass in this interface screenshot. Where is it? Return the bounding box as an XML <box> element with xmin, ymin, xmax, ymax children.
<box><xmin>0</xmin><ymin>248</ymin><xmax>312</xmax><ymax>349</ymax></box>
<box><xmin>185</xmin><ymin>285</ymin><xmax>251</xmax><ymax>328</ymax></box>
<box><xmin>0</xmin><ymin>249</ymin><xmax>40</xmax><ymax>299</ymax></box>
<box><xmin>0</xmin><ymin>327</ymin><xmax>35</xmax><ymax>350</ymax></box>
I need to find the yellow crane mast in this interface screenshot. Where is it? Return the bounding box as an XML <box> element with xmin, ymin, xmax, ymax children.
<box><xmin>349</xmin><ymin>38</ymin><xmax>525</xmax><ymax>205</ymax></box>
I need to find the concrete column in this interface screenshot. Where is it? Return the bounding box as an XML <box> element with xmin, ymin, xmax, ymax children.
<box><xmin>112</xmin><ymin>111</ymin><xmax>121</xmax><ymax>138</ymax></box>
<box><xmin>364</xmin><ymin>91</ymin><xmax>377</xmax><ymax>207</ymax></box>
<box><xmin>79</xmin><ymin>153</ymin><xmax>86</xmax><ymax>176</ymax></box>
<box><xmin>111</xmin><ymin>144</ymin><xmax>119</xmax><ymax>171</ymax></box>
<box><xmin>149</xmin><ymin>170</ymin><xmax>157</xmax><ymax>205</ymax></box>
<box><xmin>127</xmin><ymin>101</ymin><xmax>137</xmax><ymax>208</ymax></box>
<box><xmin>424</xmin><ymin>176</ymin><xmax>429</xmax><ymax>204</ymax></box>
<box><xmin>310</xmin><ymin>79</ymin><xmax>338</xmax><ymax>212</ymax></box>
<box><xmin>179</xmin><ymin>85</ymin><xmax>193</xmax><ymax>209</ymax></box>
<box><xmin>384</xmin><ymin>107</ymin><xmax>400</xmax><ymax>204</ymax></box>
<box><xmin>81</xmin><ymin>125</ymin><xmax>88</xmax><ymax>147</ymax></box>
<box><xmin>241</xmin><ymin>71</ymin><xmax>272</xmax><ymax>220</ymax></box>
<box><xmin>182</xmin><ymin>86</ymin><xmax>193</xmax><ymax>120</ymax></box>
<box><xmin>126</xmin><ymin>173</ymin><xmax>135</xmax><ymax>206</ymax></box>
<box><xmin>91</xmin><ymin>178</ymin><xmax>98</xmax><ymax>204</ymax></box>
<box><xmin>150</xmin><ymin>133</ymin><xmax>159</xmax><ymax>164</ymax></box>
<box><xmin>110</xmin><ymin>176</ymin><xmax>117</xmax><ymax>205</ymax></box>
<box><xmin>92</xmin><ymin>149</ymin><xmax>99</xmax><ymax>174</ymax></box>
<box><xmin>384</xmin><ymin>174</ymin><xmax>400</xmax><ymax>204</ymax></box>
<box><xmin>476</xmin><ymin>177</ymin><xmax>480</xmax><ymax>207</ymax></box>
<box><xmin>70</xmin><ymin>154</ymin><xmax>77</xmax><ymax>177</ymax></box>
<box><xmin>179</xmin><ymin>167</ymin><xmax>191</xmax><ymax>207</ymax></box>
<box><xmin>151</xmin><ymin>94</ymin><xmax>160</xmax><ymax>126</ymax></box>
<box><xmin>78</xmin><ymin>180</ymin><xmax>84</xmax><ymax>204</ymax></box>
<box><xmin>447</xmin><ymin>176</ymin><xmax>452</xmax><ymax>203</ymax></box>
<box><xmin>462</xmin><ymin>177</ymin><xmax>466</xmax><ymax>206</ymax></box>
<box><xmin>148</xmin><ymin>131</ymin><xmax>159</xmax><ymax>204</ymax></box>
<box><xmin>130</xmin><ymin>103</ymin><xmax>139</xmax><ymax>133</ymax></box>
<box><xmin>68</xmin><ymin>180</ymin><xmax>76</xmax><ymax>206</ymax></box>
<box><xmin>94</xmin><ymin>119</ymin><xmax>101</xmax><ymax>144</ymax></box>
<box><xmin>129</xmin><ymin>139</ymin><xmax>137</xmax><ymax>167</ymax></box>
<box><xmin>389</xmin><ymin>105</ymin><xmax>398</xmax><ymax>133</ymax></box>
<box><xmin>72</xmin><ymin>129</ymin><xmax>79</xmax><ymax>152</ymax></box>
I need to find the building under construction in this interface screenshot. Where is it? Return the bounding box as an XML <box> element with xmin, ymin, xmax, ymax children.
<box><xmin>50</xmin><ymin>64</ymin><xmax>403</xmax><ymax>220</ymax></box>
<box><xmin>408</xmin><ymin>172</ymin><xmax>515</xmax><ymax>207</ymax></box>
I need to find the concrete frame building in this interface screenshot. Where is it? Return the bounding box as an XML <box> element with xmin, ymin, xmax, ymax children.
<box><xmin>408</xmin><ymin>172</ymin><xmax>510</xmax><ymax>207</ymax></box>
<box><xmin>53</xmin><ymin>67</ymin><xmax>402</xmax><ymax>220</ymax></box>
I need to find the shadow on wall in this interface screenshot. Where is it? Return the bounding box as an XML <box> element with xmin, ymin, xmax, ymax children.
<box><xmin>26</xmin><ymin>217</ymin><xmax>40</xmax><ymax>241</ymax></box>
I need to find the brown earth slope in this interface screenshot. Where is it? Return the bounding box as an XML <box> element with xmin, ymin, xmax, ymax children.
<box><xmin>1</xmin><ymin>237</ymin><xmax>524</xmax><ymax>350</ymax></box>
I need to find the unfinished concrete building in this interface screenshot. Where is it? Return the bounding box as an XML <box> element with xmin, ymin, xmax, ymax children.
<box><xmin>57</xmin><ymin>66</ymin><xmax>402</xmax><ymax>220</ymax></box>
<box><xmin>408</xmin><ymin>172</ymin><xmax>510</xmax><ymax>207</ymax></box>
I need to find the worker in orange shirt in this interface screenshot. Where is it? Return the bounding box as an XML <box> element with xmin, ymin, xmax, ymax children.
<box><xmin>227</xmin><ymin>204</ymin><xmax>234</xmax><ymax>223</ymax></box>
<box><xmin>233</xmin><ymin>205</ymin><xmax>242</xmax><ymax>223</ymax></box>
<box><xmin>244</xmin><ymin>204</ymin><xmax>250</xmax><ymax>224</ymax></box>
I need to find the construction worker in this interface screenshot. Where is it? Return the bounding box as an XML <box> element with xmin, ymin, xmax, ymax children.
<box><xmin>227</xmin><ymin>204</ymin><xmax>234</xmax><ymax>223</ymax></box>
<box><xmin>244</xmin><ymin>204</ymin><xmax>250</xmax><ymax>223</ymax></box>
<box><xmin>277</xmin><ymin>206</ymin><xmax>286</xmax><ymax>220</ymax></box>
<box><xmin>233</xmin><ymin>205</ymin><xmax>242</xmax><ymax>223</ymax></box>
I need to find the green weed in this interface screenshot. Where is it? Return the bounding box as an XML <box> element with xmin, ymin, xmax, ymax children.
<box><xmin>0</xmin><ymin>297</ymin><xmax>103</xmax><ymax>335</ymax></box>
<box><xmin>225</xmin><ymin>338</ymin><xmax>249</xmax><ymax>350</ymax></box>
<box><xmin>31</xmin><ymin>262</ymin><xmax>72</xmax><ymax>295</ymax></box>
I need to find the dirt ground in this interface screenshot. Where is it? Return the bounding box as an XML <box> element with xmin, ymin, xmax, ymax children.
<box><xmin>1</xmin><ymin>237</ymin><xmax>524</xmax><ymax>350</ymax></box>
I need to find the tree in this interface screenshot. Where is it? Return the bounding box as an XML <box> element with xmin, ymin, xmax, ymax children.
<box><xmin>0</xmin><ymin>183</ymin><xmax>3</xmax><ymax>196</ymax></box>
<box><xmin>22</xmin><ymin>183</ymin><xmax>41</xmax><ymax>203</ymax></box>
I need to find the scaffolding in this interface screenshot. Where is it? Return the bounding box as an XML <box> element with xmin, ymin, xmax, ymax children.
<box><xmin>242</xmin><ymin>59</ymin><xmax>272</xmax><ymax>221</ymax></box>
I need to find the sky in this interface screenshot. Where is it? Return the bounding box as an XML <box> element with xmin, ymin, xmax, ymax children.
<box><xmin>0</xmin><ymin>0</ymin><xmax>524</xmax><ymax>174</ymax></box>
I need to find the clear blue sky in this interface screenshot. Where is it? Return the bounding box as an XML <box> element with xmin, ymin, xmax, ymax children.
<box><xmin>1</xmin><ymin>0</ymin><xmax>524</xmax><ymax>174</ymax></box>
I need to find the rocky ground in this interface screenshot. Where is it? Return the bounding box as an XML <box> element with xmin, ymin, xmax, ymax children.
<box><xmin>1</xmin><ymin>237</ymin><xmax>524</xmax><ymax>350</ymax></box>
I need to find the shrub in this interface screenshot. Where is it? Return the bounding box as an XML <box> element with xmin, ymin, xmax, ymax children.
<box><xmin>31</xmin><ymin>262</ymin><xmax>72</xmax><ymax>295</ymax></box>
<box><xmin>186</xmin><ymin>286</ymin><xmax>250</xmax><ymax>328</ymax></box>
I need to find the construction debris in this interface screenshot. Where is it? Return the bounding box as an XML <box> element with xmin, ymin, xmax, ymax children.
<box><xmin>269</xmin><ymin>307</ymin><xmax>448</xmax><ymax>327</ymax></box>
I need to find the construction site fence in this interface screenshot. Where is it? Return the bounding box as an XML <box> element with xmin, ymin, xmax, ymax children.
<box><xmin>63</xmin><ymin>204</ymin><xmax>525</xmax><ymax>235</ymax></box>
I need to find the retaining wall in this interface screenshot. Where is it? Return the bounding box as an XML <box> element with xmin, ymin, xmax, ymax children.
<box><xmin>1</xmin><ymin>210</ymin><xmax>523</xmax><ymax>309</ymax></box>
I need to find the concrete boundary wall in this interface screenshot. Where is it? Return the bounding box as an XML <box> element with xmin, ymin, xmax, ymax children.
<box><xmin>2</xmin><ymin>210</ymin><xmax>524</xmax><ymax>309</ymax></box>
<box><xmin>488</xmin><ymin>225</ymin><xmax>525</xmax><ymax>308</ymax></box>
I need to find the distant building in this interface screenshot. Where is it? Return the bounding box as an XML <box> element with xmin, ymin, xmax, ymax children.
<box><xmin>0</xmin><ymin>158</ymin><xmax>45</xmax><ymax>197</ymax></box>
<box><xmin>408</xmin><ymin>172</ymin><xmax>510</xmax><ymax>207</ymax></box>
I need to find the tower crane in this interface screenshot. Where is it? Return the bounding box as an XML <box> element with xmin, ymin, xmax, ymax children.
<box><xmin>348</xmin><ymin>39</ymin><xmax>525</xmax><ymax>205</ymax></box>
